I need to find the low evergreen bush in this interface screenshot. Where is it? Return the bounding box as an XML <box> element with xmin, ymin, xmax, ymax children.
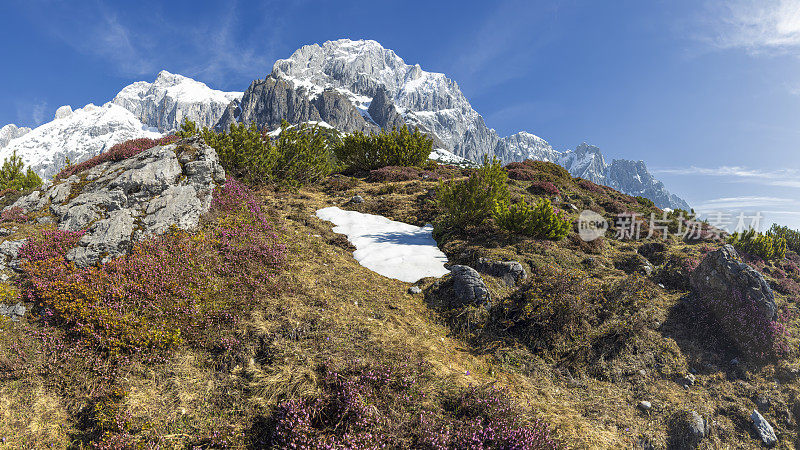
<box><xmin>181</xmin><ymin>119</ymin><xmax>338</xmax><ymax>186</ymax></box>
<box><xmin>768</xmin><ymin>223</ymin><xmax>800</xmax><ymax>254</ymax></box>
<box><xmin>728</xmin><ymin>229</ymin><xmax>786</xmax><ymax>261</ymax></box>
<box><xmin>334</xmin><ymin>126</ymin><xmax>433</xmax><ymax>172</ymax></box>
<box><xmin>493</xmin><ymin>196</ymin><xmax>571</xmax><ymax>240</ymax></box>
<box><xmin>436</xmin><ymin>156</ymin><xmax>509</xmax><ymax>228</ymax></box>
<box><xmin>0</xmin><ymin>151</ymin><xmax>42</xmax><ymax>191</ymax></box>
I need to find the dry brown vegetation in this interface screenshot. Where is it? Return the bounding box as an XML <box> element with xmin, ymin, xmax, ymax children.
<box><xmin>1</xmin><ymin>159</ymin><xmax>800</xmax><ymax>448</ymax></box>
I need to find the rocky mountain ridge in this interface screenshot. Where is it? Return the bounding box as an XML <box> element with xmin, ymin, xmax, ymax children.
<box><xmin>0</xmin><ymin>39</ymin><xmax>688</xmax><ymax>209</ymax></box>
<box><xmin>239</xmin><ymin>39</ymin><xmax>689</xmax><ymax>209</ymax></box>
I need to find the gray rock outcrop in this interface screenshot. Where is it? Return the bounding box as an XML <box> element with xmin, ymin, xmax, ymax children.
<box><xmin>5</xmin><ymin>137</ymin><xmax>225</xmax><ymax>267</ymax></box>
<box><xmin>215</xmin><ymin>75</ymin><xmax>376</xmax><ymax>134</ymax></box>
<box><xmin>0</xmin><ymin>303</ymin><xmax>25</xmax><ymax>321</ymax></box>
<box><xmin>474</xmin><ymin>257</ymin><xmax>527</xmax><ymax>287</ymax></box>
<box><xmin>450</xmin><ymin>265</ymin><xmax>490</xmax><ymax>305</ymax></box>
<box><xmin>751</xmin><ymin>410</ymin><xmax>777</xmax><ymax>447</ymax></box>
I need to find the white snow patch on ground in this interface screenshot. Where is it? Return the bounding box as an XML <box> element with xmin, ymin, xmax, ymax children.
<box><xmin>316</xmin><ymin>207</ymin><xmax>449</xmax><ymax>283</ymax></box>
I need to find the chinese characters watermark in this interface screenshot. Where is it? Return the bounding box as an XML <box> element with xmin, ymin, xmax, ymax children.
<box><xmin>578</xmin><ymin>210</ymin><xmax>764</xmax><ymax>242</ymax></box>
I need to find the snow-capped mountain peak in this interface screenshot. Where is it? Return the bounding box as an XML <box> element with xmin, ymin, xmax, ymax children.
<box><xmin>0</xmin><ymin>103</ymin><xmax>161</xmax><ymax>180</ymax></box>
<box><xmin>0</xmin><ymin>71</ymin><xmax>241</xmax><ymax>180</ymax></box>
<box><xmin>112</xmin><ymin>70</ymin><xmax>242</xmax><ymax>132</ymax></box>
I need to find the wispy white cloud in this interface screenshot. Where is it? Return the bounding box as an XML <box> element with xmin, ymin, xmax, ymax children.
<box><xmin>699</xmin><ymin>0</ymin><xmax>800</xmax><ymax>54</ymax></box>
<box><xmin>15</xmin><ymin>99</ymin><xmax>49</xmax><ymax>127</ymax></box>
<box><xmin>694</xmin><ymin>195</ymin><xmax>798</xmax><ymax>209</ymax></box>
<box><xmin>21</xmin><ymin>0</ymin><xmax>281</xmax><ymax>87</ymax></box>
<box><xmin>652</xmin><ymin>165</ymin><xmax>800</xmax><ymax>188</ymax></box>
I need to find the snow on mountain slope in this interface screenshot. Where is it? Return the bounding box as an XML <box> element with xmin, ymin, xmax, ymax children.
<box><xmin>0</xmin><ymin>124</ymin><xmax>32</xmax><ymax>149</ymax></box>
<box><xmin>557</xmin><ymin>143</ymin><xmax>608</xmax><ymax>184</ymax></box>
<box><xmin>113</xmin><ymin>70</ymin><xmax>242</xmax><ymax>132</ymax></box>
<box><xmin>0</xmin><ymin>103</ymin><xmax>161</xmax><ymax>180</ymax></box>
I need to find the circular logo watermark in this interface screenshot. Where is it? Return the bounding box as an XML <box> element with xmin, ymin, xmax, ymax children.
<box><xmin>578</xmin><ymin>210</ymin><xmax>608</xmax><ymax>241</ymax></box>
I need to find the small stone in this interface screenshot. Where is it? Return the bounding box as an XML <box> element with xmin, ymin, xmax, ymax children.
<box><xmin>689</xmin><ymin>411</ymin><xmax>706</xmax><ymax>440</ymax></box>
<box><xmin>0</xmin><ymin>302</ymin><xmax>26</xmax><ymax>321</ymax></box>
<box><xmin>751</xmin><ymin>410</ymin><xmax>777</xmax><ymax>447</ymax></box>
<box><xmin>638</xmin><ymin>401</ymin><xmax>652</xmax><ymax>411</ymax></box>
<box><xmin>638</xmin><ymin>369</ymin><xmax>647</xmax><ymax>376</ymax></box>
<box><xmin>408</xmin><ymin>286</ymin><xmax>422</xmax><ymax>295</ymax></box>
<box><xmin>681</xmin><ymin>373</ymin><xmax>696</xmax><ymax>386</ymax></box>
<box><xmin>350</xmin><ymin>195</ymin><xmax>364</xmax><ymax>204</ymax></box>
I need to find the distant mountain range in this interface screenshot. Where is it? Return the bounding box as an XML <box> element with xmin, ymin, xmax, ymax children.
<box><xmin>0</xmin><ymin>39</ymin><xmax>689</xmax><ymax>209</ymax></box>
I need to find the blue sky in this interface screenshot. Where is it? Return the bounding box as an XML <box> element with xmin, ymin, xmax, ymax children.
<box><xmin>2</xmin><ymin>0</ymin><xmax>800</xmax><ymax>229</ymax></box>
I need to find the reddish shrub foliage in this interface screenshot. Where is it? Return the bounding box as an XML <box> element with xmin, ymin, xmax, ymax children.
<box><xmin>56</xmin><ymin>135</ymin><xmax>179</xmax><ymax>179</ymax></box>
<box><xmin>0</xmin><ymin>206</ymin><xmax>28</xmax><ymax>223</ymax></box>
<box><xmin>506</xmin><ymin>167</ymin><xmax>538</xmax><ymax>181</ymax></box>
<box><xmin>17</xmin><ymin>178</ymin><xmax>284</xmax><ymax>356</ymax></box>
<box><xmin>367</xmin><ymin>165</ymin><xmax>461</xmax><ymax>183</ymax></box>
<box><xmin>528</xmin><ymin>181</ymin><xmax>561</xmax><ymax>196</ymax></box>
<box><xmin>269</xmin><ymin>361</ymin><xmax>557</xmax><ymax>449</ymax></box>
<box><xmin>576</xmin><ymin>179</ymin><xmax>607</xmax><ymax>194</ymax></box>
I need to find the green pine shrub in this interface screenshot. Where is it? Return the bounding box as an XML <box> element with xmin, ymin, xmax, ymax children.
<box><xmin>334</xmin><ymin>126</ymin><xmax>433</xmax><ymax>172</ymax></box>
<box><xmin>493</xmin><ymin>196</ymin><xmax>571</xmax><ymax>240</ymax></box>
<box><xmin>634</xmin><ymin>196</ymin><xmax>655</xmax><ymax>208</ymax></box>
<box><xmin>180</xmin><ymin>119</ymin><xmax>338</xmax><ymax>186</ymax></box>
<box><xmin>436</xmin><ymin>156</ymin><xmax>509</xmax><ymax>228</ymax></box>
<box><xmin>728</xmin><ymin>228</ymin><xmax>786</xmax><ymax>261</ymax></box>
<box><xmin>767</xmin><ymin>223</ymin><xmax>800</xmax><ymax>254</ymax></box>
<box><xmin>0</xmin><ymin>151</ymin><xmax>42</xmax><ymax>192</ymax></box>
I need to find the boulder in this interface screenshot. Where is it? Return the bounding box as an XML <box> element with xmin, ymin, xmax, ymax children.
<box><xmin>669</xmin><ymin>410</ymin><xmax>706</xmax><ymax>449</ymax></box>
<box><xmin>474</xmin><ymin>257</ymin><xmax>527</xmax><ymax>287</ymax></box>
<box><xmin>450</xmin><ymin>265</ymin><xmax>490</xmax><ymax>305</ymax></box>
<box><xmin>751</xmin><ymin>410</ymin><xmax>777</xmax><ymax>447</ymax></box>
<box><xmin>689</xmin><ymin>245</ymin><xmax>778</xmax><ymax>353</ymax></box>
<box><xmin>6</xmin><ymin>137</ymin><xmax>225</xmax><ymax>267</ymax></box>
<box><xmin>690</xmin><ymin>245</ymin><xmax>776</xmax><ymax>320</ymax></box>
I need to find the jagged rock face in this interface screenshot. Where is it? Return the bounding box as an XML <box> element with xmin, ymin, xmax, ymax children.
<box><xmin>0</xmin><ymin>124</ymin><xmax>32</xmax><ymax>149</ymax></box>
<box><xmin>558</xmin><ymin>143</ymin><xmax>607</xmax><ymax>184</ymax></box>
<box><xmin>216</xmin><ymin>75</ymin><xmax>376</xmax><ymax>134</ymax></box>
<box><xmin>6</xmin><ymin>137</ymin><xmax>225</xmax><ymax>267</ymax></box>
<box><xmin>113</xmin><ymin>70</ymin><xmax>242</xmax><ymax>132</ymax></box>
<box><xmin>495</xmin><ymin>132</ymin><xmax>560</xmax><ymax>164</ymax></box>
<box><xmin>367</xmin><ymin>86</ymin><xmax>406</xmax><ymax>131</ymax></box>
<box><xmin>312</xmin><ymin>89</ymin><xmax>376</xmax><ymax>133</ymax></box>
<box><xmin>0</xmin><ymin>104</ymin><xmax>162</xmax><ymax>180</ymax></box>
<box><xmin>605</xmin><ymin>159</ymin><xmax>692</xmax><ymax>210</ymax></box>
<box><xmin>216</xmin><ymin>76</ymin><xmax>320</xmax><ymax>132</ymax></box>
<box><xmin>266</xmin><ymin>39</ymin><xmax>691</xmax><ymax>210</ymax></box>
